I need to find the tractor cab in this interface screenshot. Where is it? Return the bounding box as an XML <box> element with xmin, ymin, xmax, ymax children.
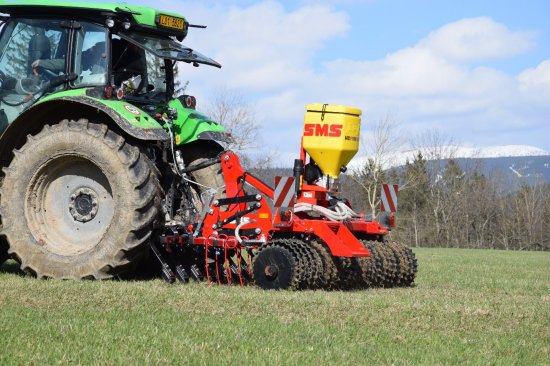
<box><xmin>0</xmin><ymin>1</ymin><xmax>220</xmax><ymax>132</ymax></box>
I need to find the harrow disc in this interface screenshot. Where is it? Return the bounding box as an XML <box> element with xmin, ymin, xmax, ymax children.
<box><xmin>355</xmin><ymin>240</ymin><xmax>385</xmax><ymax>288</ymax></box>
<box><xmin>351</xmin><ymin>239</ymin><xmax>418</xmax><ymax>289</ymax></box>
<box><xmin>333</xmin><ymin>256</ymin><xmax>361</xmax><ymax>290</ymax></box>
<box><xmin>377</xmin><ymin>241</ymin><xmax>400</xmax><ymax>287</ymax></box>
<box><xmin>388</xmin><ymin>241</ymin><xmax>417</xmax><ymax>286</ymax></box>
<box><xmin>253</xmin><ymin>245</ymin><xmax>297</xmax><ymax>290</ymax></box>
<box><xmin>310</xmin><ymin>240</ymin><xmax>338</xmax><ymax>289</ymax></box>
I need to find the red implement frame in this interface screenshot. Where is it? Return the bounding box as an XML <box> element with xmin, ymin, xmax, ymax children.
<box><xmin>193</xmin><ymin>152</ymin><xmax>390</xmax><ymax>258</ymax></box>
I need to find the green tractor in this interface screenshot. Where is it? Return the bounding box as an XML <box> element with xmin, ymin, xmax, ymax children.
<box><xmin>0</xmin><ymin>1</ymin><xmax>229</xmax><ymax>278</ymax></box>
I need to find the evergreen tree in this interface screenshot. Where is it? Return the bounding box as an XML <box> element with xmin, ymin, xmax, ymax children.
<box><xmin>399</xmin><ymin>152</ymin><xmax>430</xmax><ymax>247</ymax></box>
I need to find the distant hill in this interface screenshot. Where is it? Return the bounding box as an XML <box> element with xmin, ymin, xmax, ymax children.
<box><xmin>445</xmin><ymin>155</ymin><xmax>550</xmax><ymax>186</ymax></box>
<box><xmin>349</xmin><ymin>144</ymin><xmax>550</xmax><ymax>169</ymax></box>
<box><xmin>346</xmin><ymin>144</ymin><xmax>550</xmax><ymax>187</ymax></box>
<box><xmin>251</xmin><ymin>148</ymin><xmax>550</xmax><ymax>189</ymax></box>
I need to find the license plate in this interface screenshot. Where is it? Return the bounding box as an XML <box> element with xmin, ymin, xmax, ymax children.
<box><xmin>158</xmin><ymin>14</ymin><xmax>185</xmax><ymax>30</ymax></box>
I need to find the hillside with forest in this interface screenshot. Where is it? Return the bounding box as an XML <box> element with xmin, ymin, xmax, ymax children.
<box><xmin>342</xmin><ymin>153</ymin><xmax>550</xmax><ymax>250</ymax></box>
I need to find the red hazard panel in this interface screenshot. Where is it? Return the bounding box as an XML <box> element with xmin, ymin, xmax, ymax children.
<box><xmin>380</xmin><ymin>183</ymin><xmax>398</xmax><ymax>213</ymax></box>
<box><xmin>274</xmin><ymin>176</ymin><xmax>296</xmax><ymax>208</ymax></box>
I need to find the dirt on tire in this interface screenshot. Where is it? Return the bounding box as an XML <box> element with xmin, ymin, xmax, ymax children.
<box><xmin>0</xmin><ymin>119</ymin><xmax>162</xmax><ymax>279</ymax></box>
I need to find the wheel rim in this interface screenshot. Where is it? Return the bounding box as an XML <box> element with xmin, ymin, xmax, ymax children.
<box><xmin>26</xmin><ymin>155</ymin><xmax>115</xmax><ymax>256</ymax></box>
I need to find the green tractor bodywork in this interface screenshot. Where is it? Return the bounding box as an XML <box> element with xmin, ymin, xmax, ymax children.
<box><xmin>0</xmin><ymin>0</ymin><xmax>190</xmax><ymax>38</ymax></box>
<box><xmin>33</xmin><ymin>89</ymin><xmax>227</xmax><ymax>144</ymax></box>
<box><xmin>0</xmin><ymin>1</ymin><xmax>231</xmax><ymax>277</ymax></box>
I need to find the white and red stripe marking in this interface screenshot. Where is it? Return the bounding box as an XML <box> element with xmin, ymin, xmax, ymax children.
<box><xmin>380</xmin><ymin>183</ymin><xmax>398</xmax><ymax>212</ymax></box>
<box><xmin>274</xmin><ymin>176</ymin><xmax>296</xmax><ymax>208</ymax></box>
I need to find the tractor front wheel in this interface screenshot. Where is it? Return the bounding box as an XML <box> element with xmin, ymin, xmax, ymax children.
<box><xmin>180</xmin><ymin>139</ymin><xmax>226</xmax><ymax>211</ymax></box>
<box><xmin>0</xmin><ymin>120</ymin><xmax>161</xmax><ymax>279</ymax></box>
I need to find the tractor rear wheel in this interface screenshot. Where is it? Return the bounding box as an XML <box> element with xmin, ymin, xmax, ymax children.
<box><xmin>0</xmin><ymin>237</ymin><xmax>9</xmax><ymax>266</ymax></box>
<box><xmin>0</xmin><ymin>177</ymin><xmax>8</xmax><ymax>266</ymax></box>
<box><xmin>0</xmin><ymin>119</ymin><xmax>161</xmax><ymax>279</ymax></box>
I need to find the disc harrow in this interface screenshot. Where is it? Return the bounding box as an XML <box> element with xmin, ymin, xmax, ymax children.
<box><xmin>251</xmin><ymin>238</ymin><xmax>417</xmax><ymax>290</ymax></box>
<box><xmin>309</xmin><ymin>240</ymin><xmax>339</xmax><ymax>289</ymax></box>
<box><xmin>152</xmin><ymin>224</ymin><xmax>417</xmax><ymax>290</ymax></box>
<box><xmin>149</xmin><ymin>145</ymin><xmax>418</xmax><ymax>291</ymax></box>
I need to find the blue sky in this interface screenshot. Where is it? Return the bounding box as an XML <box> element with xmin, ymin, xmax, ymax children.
<box><xmin>314</xmin><ymin>0</ymin><xmax>549</xmax><ymax>73</ymax></box>
<box><xmin>126</xmin><ymin>0</ymin><xmax>550</xmax><ymax>163</ymax></box>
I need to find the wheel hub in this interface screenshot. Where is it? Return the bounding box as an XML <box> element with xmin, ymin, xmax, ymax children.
<box><xmin>264</xmin><ymin>265</ymin><xmax>278</xmax><ymax>280</ymax></box>
<box><xmin>69</xmin><ymin>188</ymin><xmax>99</xmax><ymax>223</ymax></box>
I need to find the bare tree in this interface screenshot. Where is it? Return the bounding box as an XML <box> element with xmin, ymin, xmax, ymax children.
<box><xmin>204</xmin><ymin>87</ymin><xmax>278</xmax><ymax>170</ymax></box>
<box><xmin>351</xmin><ymin>114</ymin><xmax>404</xmax><ymax>218</ymax></box>
<box><xmin>204</xmin><ymin>87</ymin><xmax>260</xmax><ymax>153</ymax></box>
<box><xmin>408</xmin><ymin>129</ymin><xmax>459</xmax><ymax>242</ymax></box>
<box><xmin>362</xmin><ymin>113</ymin><xmax>404</xmax><ymax>170</ymax></box>
<box><xmin>346</xmin><ymin>122</ymin><xmax>550</xmax><ymax>251</ymax></box>
<box><xmin>411</xmin><ymin>129</ymin><xmax>458</xmax><ymax>163</ymax></box>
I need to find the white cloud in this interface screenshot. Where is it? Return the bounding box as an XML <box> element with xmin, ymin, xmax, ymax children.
<box><xmin>297</xmin><ymin>17</ymin><xmax>545</xmax><ymax>159</ymax></box>
<box><xmin>322</xmin><ymin>47</ymin><xmax>466</xmax><ymax>97</ymax></box>
<box><xmin>171</xmin><ymin>1</ymin><xmax>349</xmax><ymax>91</ymax></box>
<box><xmin>518</xmin><ymin>60</ymin><xmax>550</xmax><ymax>98</ymax></box>
<box><xmin>418</xmin><ymin>17</ymin><xmax>535</xmax><ymax>62</ymax></box>
<box><xmin>128</xmin><ymin>1</ymin><xmax>549</xmax><ymax>164</ymax></box>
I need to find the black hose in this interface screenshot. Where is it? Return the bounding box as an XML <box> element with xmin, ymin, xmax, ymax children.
<box><xmin>0</xmin><ymin>94</ymin><xmax>39</xmax><ymax>107</ymax></box>
<box><xmin>181</xmin><ymin>156</ymin><xmax>221</xmax><ymax>174</ymax></box>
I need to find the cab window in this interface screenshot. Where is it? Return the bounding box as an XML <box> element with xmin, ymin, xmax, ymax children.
<box><xmin>72</xmin><ymin>22</ymin><xmax>107</xmax><ymax>86</ymax></box>
<box><xmin>0</xmin><ymin>18</ymin><xmax>68</xmax><ymax>129</ymax></box>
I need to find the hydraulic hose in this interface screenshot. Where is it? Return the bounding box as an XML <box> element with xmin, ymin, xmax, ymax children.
<box><xmin>294</xmin><ymin>201</ymin><xmax>360</xmax><ymax>222</ymax></box>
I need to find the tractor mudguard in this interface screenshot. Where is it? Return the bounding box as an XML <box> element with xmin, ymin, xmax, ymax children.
<box><xmin>0</xmin><ymin>93</ymin><xmax>169</xmax><ymax>166</ymax></box>
<box><xmin>168</xmin><ymin>98</ymin><xmax>231</xmax><ymax>146</ymax></box>
<box><xmin>37</xmin><ymin>92</ymin><xmax>170</xmax><ymax>140</ymax></box>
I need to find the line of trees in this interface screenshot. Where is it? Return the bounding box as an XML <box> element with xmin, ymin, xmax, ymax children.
<box><xmin>344</xmin><ymin>153</ymin><xmax>550</xmax><ymax>250</ymax></box>
<box><xmin>340</xmin><ymin>119</ymin><xmax>550</xmax><ymax>251</ymax></box>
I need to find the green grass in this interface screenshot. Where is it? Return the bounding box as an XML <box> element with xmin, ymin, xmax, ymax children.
<box><xmin>1</xmin><ymin>248</ymin><xmax>549</xmax><ymax>365</ymax></box>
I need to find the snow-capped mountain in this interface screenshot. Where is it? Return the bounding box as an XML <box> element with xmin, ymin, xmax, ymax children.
<box><xmin>348</xmin><ymin>145</ymin><xmax>550</xmax><ymax>186</ymax></box>
<box><xmin>456</xmin><ymin>145</ymin><xmax>549</xmax><ymax>158</ymax></box>
<box><xmin>349</xmin><ymin>145</ymin><xmax>550</xmax><ymax>170</ymax></box>
<box><xmin>253</xmin><ymin>145</ymin><xmax>550</xmax><ymax>189</ymax></box>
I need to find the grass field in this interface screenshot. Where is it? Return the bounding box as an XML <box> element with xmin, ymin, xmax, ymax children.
<box><xmin>0</xmin><ymin>248</ymin><xmax>549</xmax><ymax>365</ymax></box>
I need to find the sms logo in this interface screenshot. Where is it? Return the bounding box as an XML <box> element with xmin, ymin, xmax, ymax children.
<box><xmin>303</xmin><ymin>124</ymin><xmax>343</xmax><ymax>137</ymax></box>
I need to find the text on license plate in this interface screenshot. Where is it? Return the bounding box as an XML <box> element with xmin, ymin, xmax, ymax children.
<box><xmin>159</xmin><ymin>15</ymin><xmax>185</xmax><ymax>30</ymax></box>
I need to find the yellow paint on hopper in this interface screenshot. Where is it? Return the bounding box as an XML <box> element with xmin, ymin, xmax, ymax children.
<box><xmin>302</xmin><ymin>104</ymin><xmax>361</xmax><ymax>178</ymax></box>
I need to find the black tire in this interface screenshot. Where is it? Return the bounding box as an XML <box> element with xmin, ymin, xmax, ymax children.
<box><xmin>0</xmin><ymin>177</ymin><xmax>9</xmax><ymax>266</ymax></box>
<box><xmin>0</xmin><ymin>119</ymin><xmax>162</xmax><ymax>279</ymax></box>
<box><xmin>180</xmin><ymin>140</ymin><xmax>225</xmax><ymax>210</ymax></box>
<box><xmin>0</xmin><ymin>237</ymin><xmax>9</xmax><ymax>266</ymax></box>
<box><xmin>253</xmin><ymin>245</ymin><xmax>297</xmax><ymax>290</ymax></box>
